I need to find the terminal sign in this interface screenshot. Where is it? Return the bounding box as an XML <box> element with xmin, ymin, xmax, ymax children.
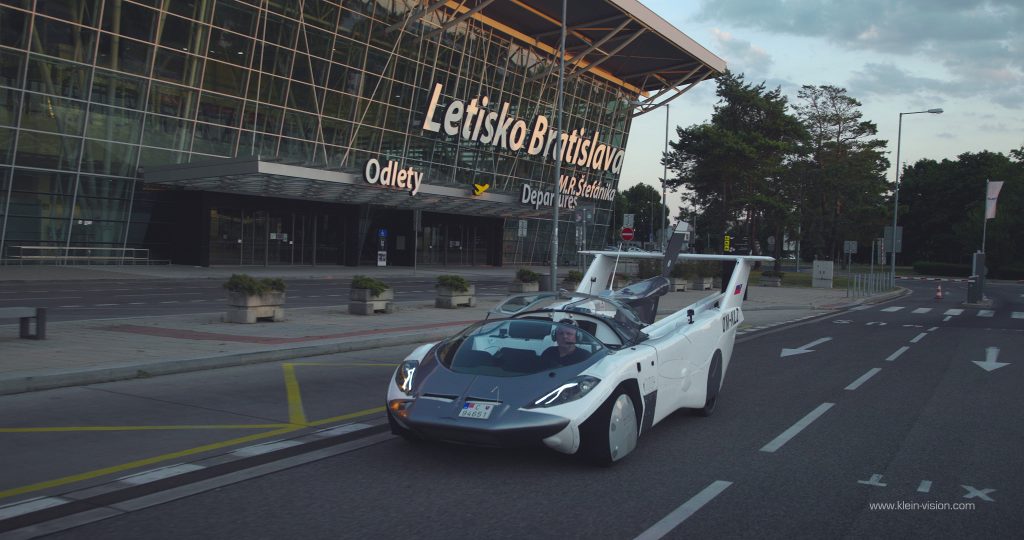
<box><xmin>364</xmin><ymin>158</ymin><xmax>422</xmax><ymax>196</ymax></box>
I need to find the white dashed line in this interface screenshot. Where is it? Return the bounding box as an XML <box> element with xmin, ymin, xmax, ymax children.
<box><xmin>943</xmin><ymin>316</ymin><xmax>952</xmax><ymax>322</ymax></box>
<box><xmin>0</xmin><ymin>496</ymin><xmax>69</xmax><ymax>520</ymax></box>
<box><xmin>231</xmin><ymin>440</ymin><xmax>302</xmax><ymax>457</ymax></box>
<box><xmin>886</xmin><ymin>346</ymin><xmax>910</xmax><ymax>362</ymax></box>
<box><xmin>910</xmin><ymin>333</ymin><xmax>927</xmax><ymax>343</ymax></box>
<box><xmin>977</xmin><ymin>310</ymin><xmax>994</xmax><ymax>318</ymax></box>
<box><xmin>912</xmin><ymin>308</ymin><xmax>932</xmax><ymax>314</ymax></box>
<box><xmin>760</xmin><ymin>403</ymin><xmax>834</xmax><ymax>453</ymax></box>
<box><xmin>634</xmin><ymin>481</ymin><xmax>733</xmax><ymax>540</ymax></box>
<box><xmin>928</xmin><ymin>327</ymin><xmax>938</xmax><ymax>332</ymax></box>
<box><xmin>881</xmin><ymin>306</ymin><xmax>904</xmax><ymax>312</ymax></box>
<box><xmin>119</xmin><ymin>463</ymin><xmax>205</xmax><ymax>485</ymax></box>
<box><xmin>1013</xmin><ymin>312</ymin><xmax>1024</xmax><ymax>319</ymax></box>
<box><xmin>845</xmin><ymin>368</ymin><xmax>882</xmax><ymax>391</ymax></box>
<box><xmin>944</xmin><ymin>309</ymin><xmax>963</xmax><ymax>316</ymax></box>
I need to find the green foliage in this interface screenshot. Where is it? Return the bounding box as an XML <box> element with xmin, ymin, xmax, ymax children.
<box><xmin>565</xmin><ymin>270</ymin><xmax>584</xmax><ymax>283</ymax></box>
<box><xmin>912</xmin><ymin>261</ymin><xmax>972</xmax><ymax>277</ymax></box>
<box><xmin>994</xmin><ymin>264</ymin><xmax>1024</xmax><ymax>280</ymax></box>
<box><xmin>612</xmin><ymin>184</ymin><xmax>670</xmax><ymax>244</ymax></box>
<box><xmin>351</xmin><ymin>275</ymin><xmax>389</xmax><ymax>296</ymax></box>
<box><xmin>638</xmin><ymin>259</ymin><xmax>661</xmax><ymax>279</ymax></box>
<box><xmin>223</xmin><ymin>274</ymin><xmax>286</xmax><ymax>296</ymax></box>
<box><xmin>696</xmin><ymin>261</ymin><xmax>721</xmax><ymax>277</ymax></box>
<box><xmin>515</xmin><ymin>268</ymin><xmax>539</xmax><ymax>283</ymax></box>
<box><xmin>436</xmin><ymin>275</ymin><xmax>470</xmax><ymax>293</ymax></box>
<box><xmin>669</xmin><ymin>262</ymin><xmax>694</xmax><ymax>279</ymax></box>
<box><xmin>760</xmin><ymin>270</ymin><xmax>785</xmax><ymax>278</ymax></box>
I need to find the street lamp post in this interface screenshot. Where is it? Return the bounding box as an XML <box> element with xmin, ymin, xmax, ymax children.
<box><xmin>661</xmin><ymin>103</ymin><xmax>668</xmax><ymax>252</ymax></box>
<box><xmin>890</xmin><ymin>108</ymin><xmax>942</xmax><ymax>284</ymax></box>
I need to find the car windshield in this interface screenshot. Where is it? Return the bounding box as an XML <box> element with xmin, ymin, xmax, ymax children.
<box><xmin>437</xmin><ymin>319</ymin><xmax>604</xmax><ymax>377</ymax></box>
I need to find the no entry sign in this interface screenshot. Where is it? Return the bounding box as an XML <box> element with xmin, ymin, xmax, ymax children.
<box><xmin>620</xmin><ymin>227</ymin><xmax>634</xmax><ymax>241</ymax></box>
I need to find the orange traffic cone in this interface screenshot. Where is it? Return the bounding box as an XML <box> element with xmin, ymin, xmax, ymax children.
<box><xmin>935</xmin><ymin>284</ymin><xmax>944</xmax><ymax>300</ymax></box>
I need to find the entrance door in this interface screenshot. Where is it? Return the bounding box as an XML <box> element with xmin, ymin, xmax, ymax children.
<box><xmin>209</xmin><ymin>209</ymin><xmax>241</xmax><ymax>265</ymax></box>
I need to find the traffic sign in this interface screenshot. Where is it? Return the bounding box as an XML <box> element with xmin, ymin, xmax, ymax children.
<box><xmin>620</xmin><ymin>227</ymin><xmax>634</xmax><ymax>241</ymax></box>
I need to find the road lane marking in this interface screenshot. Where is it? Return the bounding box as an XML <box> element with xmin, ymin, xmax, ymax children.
<box><xmin>944</xmin><ymin>309</ymin><xmax>963</xmax><ymax>316</ymax></box>
<box><xmin>918</xmin><ymin>481</ymin><xmax>933</xmax><ymax>493</ymax></box>
<box><xmin>886</xmin><ymin>346</ymin><xmax>910</xmax><ymax>362</ymax></box>
<box><xmin>1013</xmin><ymin>312</ymin><xmax>1024</xmax><ymax>319</ymax></box>
<box><xmin>2</xmin><ymin>296</ymin><xmax>81</xmax><ymax>301</ymax></box>
<box><xmin>0</xmin><ymin>496</ymin><xmax>69</xmax><ymax>520</ymax></box>
<box><xmin>910</xmin><ymin>333</ymin><xmax>927</xmax><ymax>343</ymax></box>
<box><xmin>912</xmin><ymin>308</ymin><xmax>932</xmax><ymax>314</ymax></box>
<box><xmin>231</xmin><ymin>440</ymin><xmax>303</xmax><ymax>457</ymax></box>
<box><xmin>851</xmin><ymin>305</ymin><xmax>870</xmax><ymax>311</ymax></box>
<box><xmin>0</xmin><ymin>424</ymin><xmax>290</xmax><ymax>433</ymax></box>
<box><xmin>95</xmin><ymin>303</ymin><xmax>118</xmax><ymax>307</ymax></box>
<box><xmin>961</xmin><ymin>485</ymin><xmax>996</xmax><ymax>501</ymax></box>
<box><xmin>118</xmin><ymin>464</ymin><xmax>205</xmax><ymax>485</ymax></box>
<box><xmin>943</xmin><ymin>316</ymin><xmax>952</xmax><ymax>322</ymax></box>
<box><xmin>634</xmin><ymin>481</ymin><xmax>733</xmax><ymax>540</ymax></box>
<box><xmin>282</xmin><ymin>363</ymin><xmax>308</xmax><ymax>425</ymax></box>
<box><xmin>760</xmin><ymin>403</ymin><xmax>834</xmax><ymax>453</ymax></box>
<box><xmin>928</xmin><ymin>327</ymin><xmax>938</xmax><ymax>332</ymax></box>
<box><xmin>977</xmin><ymin>310</ymin><xmax>994</xmax><ymax>317</ymax></box>
<box><xmin>858</xmin><ymin>474</ymin><xmax>888</xmax><ymax>487</ymax></box>
<box><xmin>881</xmin><ymin>307</ymin><xmax>904</xmax><ymax>312</ymax></box>
<box><xmin>314</xmin><ymin>423</ymin><xmax>372</xmax><ymax>437</ymax></box>
<box><xmin>845</xmin><ymin>368</ymin><xmax>881</xmax><ymax>391</ymax></box>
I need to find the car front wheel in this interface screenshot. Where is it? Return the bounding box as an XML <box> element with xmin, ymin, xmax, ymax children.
<box><xmin>580</xmin><ymin>386</ymin><xmax>638</xmax><ymax>465</ymax></box>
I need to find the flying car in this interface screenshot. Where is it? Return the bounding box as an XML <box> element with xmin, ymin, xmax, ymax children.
<box><xmin>387</xmin><ymin>232</ymin><xmax>772</xmax><ymax>464</ymax></box>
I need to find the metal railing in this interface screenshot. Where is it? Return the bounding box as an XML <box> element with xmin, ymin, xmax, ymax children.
<box><xmin>846</xmin><ymin>271</ymin><xmax>896</xmax><ymax>298</ymax></box>
<box><xmin>3</xmin><ymin>246</ymin><xmax>164</xmax><ymax>265</ymax></box>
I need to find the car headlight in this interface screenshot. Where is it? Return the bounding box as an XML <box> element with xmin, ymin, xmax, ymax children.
<box><xmin>394</xmin><ymin>360</ymin><xmax>418</xmax><ymax>395</ymax></box>
<box><xmin>527</xmin><ymin>375</ymin><xmax>601</xmax><ymax>408</ymax></box>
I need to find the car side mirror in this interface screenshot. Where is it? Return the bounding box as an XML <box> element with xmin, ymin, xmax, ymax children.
<box><xmin>687</xmin><ymin>309</ymin><xmax>694</xmax><ymax>325</ymax></box>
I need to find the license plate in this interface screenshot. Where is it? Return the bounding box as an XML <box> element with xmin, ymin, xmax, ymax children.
<box><xmin>458</xmin><ymin>401</ymin><xmax>495</xmax><ymax>420</ymax></box>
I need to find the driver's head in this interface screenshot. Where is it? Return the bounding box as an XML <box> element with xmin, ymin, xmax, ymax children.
<box><xmin>554</xmin><ymin>322</ymin><xmax>577</xmax><ymax>345</ymax></box>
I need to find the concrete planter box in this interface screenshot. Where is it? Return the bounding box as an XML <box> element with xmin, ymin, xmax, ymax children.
<box><xmin>668</xmin><ymin>277</ymin><xmax>688</xmax><ymax>292</ymax></box>
<box><xmin>224</xmin><ymin>291</ymin><xmax>285</xmax><ymax>323</ymax></box>
<box><xmin>508</xmin><ymin>281</ymin><xmax>539</xmax><ymax>293</ymax></box>
<box><xmin>348</xmin><ymin>288</ymin><xmax>395</xmax><ymax>315</ymax></box>
<box><xmin>436</xmin><ymin>285</ymin><xmax>475</xmax><ymax>308</ymax></box>
<box><xmin>689</xmin><ymin>277</ymin><xmax>713</xmax><ymax>291</ymax></box>
<box><xmin>759</xmin><ymin>276</ymin><xmax>783</xmax><ymax>287</ymax></box>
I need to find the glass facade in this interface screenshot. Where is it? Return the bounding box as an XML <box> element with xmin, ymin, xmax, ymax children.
<box><xmin>0</xmin><ymin>0</ymin><xmax>639</xmax><ymax>266</ymax></box>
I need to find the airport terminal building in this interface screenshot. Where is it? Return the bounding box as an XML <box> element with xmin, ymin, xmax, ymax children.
<box><xmin>0</xmin><ymin>0</ymin><xmax>723</xmax><ymax>267</ymax></box>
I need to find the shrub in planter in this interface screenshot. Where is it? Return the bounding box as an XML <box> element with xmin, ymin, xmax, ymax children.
<box><xmin>510</xmin><ymin>268</ymin><xmax>540</xmax><ymax>293</ymax></box>
<box><xmin>759</xmin><ymin>270</ymin><xmax>784</xmax><ymax>287</ymax></box>
<box><xmin>223</xmin><ymin>274</ymin><xmax>286</xmax><ymax>323</ymax></box>
<box><xmin>351</xmin><ymin>275</ymin><xmax>390</xmax><ymax>297</ymax></box>
<box><xmin>436</xmin><ymin>275</ymin><xmax>474</xmax><ymax>308</ymax></box>
<box><xmin>349</xmin><ymin>275</ymin><xmax>395</xmax><ymax>314</ymax></box>
<box><xmin>668</xmin><ymin>263</ymin><xmax>692</xmax><ymax>291</ymax></box>
<box><xmin>563</xmin><ymin>270</ymin><xmax>584</xmax><ymax>289</ymax></box>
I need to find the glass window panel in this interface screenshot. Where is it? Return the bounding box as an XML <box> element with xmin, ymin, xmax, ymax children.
<box><xmin>103</xmin><ymin>1</ymin><xmax>157</xmax><ymax>42</ymax></box>
<box><xmin>255</xmin><ymin>74</ymin><xmax>287</xmax><ymax>105</ymax></box>
<box><xmin>302</xmin><ymin>2</ymin><xmax>338</xmax><ymax>32</ymax></box>
<box><xmin>158</xmin><ymin>14</ymin><xmax>198</xmax><ymax>51</ymax></box>
<box><xmin>90</xmin><ymin>69</ymin><xmax>145</xmax><ymax>109</ymax></box>
<box><xmin>208</xmin><ymin>28</ymin><xmax>251</xmax><ymax>66</ymax></box>
<box><xmin>287</xmin><ymin>81</ymin><xmax>316</xmax><ymax>113</ymax></box>
<box><xmin>0</xmin><ymin>87</ymin><xmax>18</xmax><ymax>127</ymax></box>
<box><xmin>193</xmin><ymin>121</ymin><xmax>237</xmax><ymax>156</ymax></box>
<box><xmin>67</xmin><ymin>216</ymin><xmax>125</xmax><ymax>245</ymax></box>
<box><xmin>81</xmin><ymin>138</ymin><xmax>138</xmax><ymax>176</ymax></box>
<box><xmin>15</xmin><ymin>130</ymin><xmax>80</xmax><ymax>170</ymax></box>
<box><xmin>167</xmin><ymin>0</ymin><xmax>205</xmax><ymax>19</ymax></box>
<box><xmin>0</xmin><ymin>49</ymin><xmax>25</xmax><ymax>87</ymax></box>
<box><xmin>19</xmin><ymin>93</ymin><xmax>85</xmax><ymax>136</ymax></box>
<box><xmin>30</xmin><ymin>16</ymin><xmax>96</xmax><ymax>63</ymax></box>
<box><xmin>196</xmin><ymin>93</ymin><xmax>241</xmax><ymax>126</ymax></box>
<box><xmin>26</xmin><ymin>57</ymin><xmax>90</xmax><ymax>99</ymax></box>
<box><xmin>202</xmin><ymin>58</ymin><xmax>247</xmax><ymax>95</ymax></box>
<box><xmin>4</xmin><ymin>211</ymin><xmax>72</xmax><ymax>244</ymax></box>
<box><xmin>139</xmin><ymin>145</ymin><xmax>186</xmax><ymax>167</ymax></box>
<box><xmin>37</xmin><ymin>0</ymin><xmax>101</xmax><ymax>27</ymax></box>
<box><xmin>76</xmin><ymin>175</ymin><xmax>131</xmax><ymax>200</ymax></box>
<box><xmin>153</xmin><ymin>48</ymin><xmax>202</xmax><ymax>85</ymax></box>
<box><xmin>259</xmin><ymin>43</ymin><xmax>293</xmax><ymax>78</ymax></box>
<box><xmin>1</xmin><ymin>7</ymin><xmax>30</xmax><ymax>48</ymax></box>
<box><xmin>213</xmin><ymin>1</ymin><xmax>257</xmax><ymax>35</ymax></box>
<box><xmin>141</xmin><ymin>113</ymin><xmax>192</xmax><ymax>151</ymax></box>
<box><xmin>0</xmin><ymin>128</ymin><xmax>13</xmax><ymax>164</ymax></box>
<box><xmin>148</xmin><ymin>82</ymin><xmax>197</xmax><ymax>118</ymax></box>
<box><xmin>263</xmin><ymin>14</ymin><xmax>296</xmax><ymax>47</ymax></box>
<box><xmin>86</xmin><ymin>103</ymin><xmax>142</xmax><ymax>144</ymax></box>
<box><xmin>97</xmin><ymin>33</ymin><xmax>152</xmax><ymax>76</ymax></box>
<box><xmin>281</xmin><ymin>110</ymin><xmax>317</xmax><ymax>140</ymax></box>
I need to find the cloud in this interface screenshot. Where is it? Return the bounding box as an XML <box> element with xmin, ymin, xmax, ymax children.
<box><xmin>710</xmin><ymin>28</ymin><xmax>774</xmax><ymax>74</ymax></box>
<box><xmin>936</xmin><ymin>132</ymin><xmax>957</xmax><ymax>139</ymax></box>
<box><xmin>849</xmin><ymin>63</ymin><xmax>1023</xmax><ymax>109</ymax></box>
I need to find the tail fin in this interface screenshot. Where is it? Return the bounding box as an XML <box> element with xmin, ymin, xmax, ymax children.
<box><xmin>660</xmin><ymin>227</ymin><xmax>689</xmax><ymax>278</ymax></box>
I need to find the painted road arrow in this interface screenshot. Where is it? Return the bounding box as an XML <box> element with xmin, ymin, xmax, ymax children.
<box><xmin>973</xmin><ymin>347</ymin><xmax>1010</xmax><ymax>372</ymax></box>
<box><xmin>780</xmin><ymin>337</ymin><xmax>833</xmax><ymax>357</ymax></box>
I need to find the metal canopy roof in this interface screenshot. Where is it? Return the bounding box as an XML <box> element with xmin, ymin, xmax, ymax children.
<box><xmin>438</xmin><ymin>0</ymin><xmax>725</xmax><ymax>105</ymax></box>
<box><xmin>143</xmin><ymin>158</ymin><xmax>554</xmax><ymax>219</ymax></box>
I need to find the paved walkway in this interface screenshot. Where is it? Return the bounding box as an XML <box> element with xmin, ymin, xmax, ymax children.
<box><xmin>0</xmin><ymin>264</ymin><xmax>901</xmax><ymax>395</ymax></box>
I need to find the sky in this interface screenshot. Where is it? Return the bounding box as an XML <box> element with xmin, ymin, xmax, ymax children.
<box><xmin>619</xmin><ymin>0</ymin><xmax>1024</xmax><ymax>221</ymax></box>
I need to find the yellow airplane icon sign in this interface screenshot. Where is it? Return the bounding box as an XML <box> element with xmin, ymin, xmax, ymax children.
<box><xmin>472</xmin><ymin>183</ymin><xmax>490</xmax><ymax>196</ymax></box>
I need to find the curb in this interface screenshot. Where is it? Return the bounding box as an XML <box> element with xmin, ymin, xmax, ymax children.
<box><xmin>0</xmin><ymin>327</ymin><xmax>460</xmax><ymax>397</ymax></box>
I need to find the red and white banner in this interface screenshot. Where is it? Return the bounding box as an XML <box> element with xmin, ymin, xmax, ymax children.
<box><xmin>985</xmin><ymin>180</ymin><xmax>1004</xmax><ymax>219</ymax></box>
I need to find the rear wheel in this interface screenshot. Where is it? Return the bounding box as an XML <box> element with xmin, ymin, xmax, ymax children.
<box><xmin>580</xmin><ymin>387</ymin><xmax>639</xmax><ymax>465</ymax></box>
<box><xmin>696</xmin><ymin>352</ymin><xmax>723</xmax><ymax>417</ymax></box>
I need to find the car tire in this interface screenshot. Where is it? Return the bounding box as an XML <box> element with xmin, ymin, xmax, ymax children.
<box><xmin>695</xmin><ymin>351</ymin><xmax>723</xmax><ymax>417</ymax></box>
<box><xmin>387</xmin><ymin>407</ymin><xmax>421</xmax><ymax>443</ymax></box>
<box><xmin>580</xmin><ymin>386</ymin><xmax>639</xmax><ymax>466</ymax></box>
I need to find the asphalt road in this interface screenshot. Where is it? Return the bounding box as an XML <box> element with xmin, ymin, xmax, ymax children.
<box><xmin>1</xmin><ymin>280</ymin><xmax>1020</xmax><ymax>539</ymax></box>
<box><xmin>0</xmin><ymin>278</ymin><xmax>514</xmax><ymax>322</ymax></box>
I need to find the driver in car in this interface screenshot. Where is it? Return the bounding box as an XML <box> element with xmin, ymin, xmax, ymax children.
<box><xmin>541</xmin><ymin>322</ymin><xmax>590</xmax><ymax>366</ymax></box>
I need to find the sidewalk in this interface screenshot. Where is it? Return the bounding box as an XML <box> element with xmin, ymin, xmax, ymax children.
<box><xmin>0</xmin><ymin>264</ymin><xmax>903</xmax><ymax>395</ymax></box>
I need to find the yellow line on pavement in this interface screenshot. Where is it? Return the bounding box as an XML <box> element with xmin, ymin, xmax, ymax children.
<box><xmin>0</xmin><ymin>426</ymin><xmax>300</xmax><ymax>501</ymax></box>
<box><xmin>307</xmin><ymin>406</ymin><xmax>386</xmax><ymax>427</ymax></box>
<box><xmin>0</xmin><ymin>424</ymin><xmax>292</xmax><ymax>433</ymax></box>
<box><xmin>282</xmin><ymin>363</ymin><xmax>307</xmax><ymax>426</ymax></box>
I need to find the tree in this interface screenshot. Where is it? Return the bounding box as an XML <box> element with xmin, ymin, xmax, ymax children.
<box><xmin>610</xmin><ymin>184</ymin><xmax>669</xmax><ymax>246</ymax></box>
<box><xmin>792</xmin><ymin>85</ymin><xmax>889</xmax><ymax>262</ymax></box>
<box><xmin>664</xmin><ymin>71</ymin><xmax>806</xmax><ymax>268</ymax></box>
